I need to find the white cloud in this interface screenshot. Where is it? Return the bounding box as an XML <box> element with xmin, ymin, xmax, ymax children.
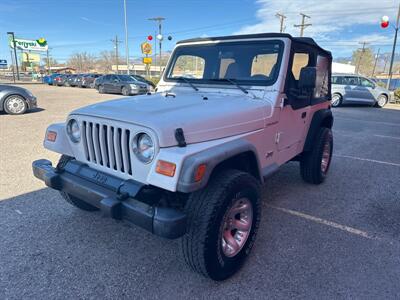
<box><xmin>235</xmin><ymin>0</ymin><xmax>397</xmax><ymax>37</ymax></box>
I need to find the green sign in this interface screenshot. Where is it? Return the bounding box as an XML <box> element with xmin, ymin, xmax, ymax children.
<box><xmin>9</xmin><ymin>37</ymin><xmax>48</xmax><ymax>52</ymax></box>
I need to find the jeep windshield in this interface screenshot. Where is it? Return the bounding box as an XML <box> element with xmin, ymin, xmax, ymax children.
<box><xmin>165</xmin><ymin>40</ymin><xmax>284</xmax><ymax>87</ymax></box>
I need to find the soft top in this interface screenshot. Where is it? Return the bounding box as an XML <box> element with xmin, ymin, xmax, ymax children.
<box><xmin>177</xmin><ymin>33</ymin><xmax>331</xmax><ymax>57</ymax></box>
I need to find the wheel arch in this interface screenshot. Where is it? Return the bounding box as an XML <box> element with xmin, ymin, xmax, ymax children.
<box><xmin>303</xmin><ymin>109</ymin><xmax>333</xmax><ymax>152</ymax></box>
<box><xmin>176</xmin><ymin>139</ymin><xmax>263</xmax><ymax>193</ymax></box>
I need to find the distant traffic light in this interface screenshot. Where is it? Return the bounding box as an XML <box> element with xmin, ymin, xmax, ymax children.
<box><xmin>381</xmin><ymin>16</ymin><xmax>389</xmax><ymax>28</ymax></box>
<box><xmin>147</xmin><ymin>35</ymin><xmax>153</xmax><ymax>41</ymax></box>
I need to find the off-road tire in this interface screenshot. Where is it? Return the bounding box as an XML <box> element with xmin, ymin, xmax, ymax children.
<box><xmin>375</xmin><ymin>94</ymin><xmax>388</xmax><ymax>108</ymax></box>
<box><xmin>181</xmin><ymin>169</ymin><xmax>261</xmax><ymax>281</ymax></box>
<box><xmin>300</xmin><ymin>127</ymin><xmax>333</xmax><ymax>184</ymax></box>
<box><xmin>57</xmin><ymin>155</ymin><xmax>99</xmax><ymax>211</ymax></box>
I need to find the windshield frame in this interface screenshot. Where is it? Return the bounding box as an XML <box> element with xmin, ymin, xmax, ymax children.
<box><xmin>163</xmin><ymin>39</ymin><xmax>284</xmax><ymax>87</ymax></box>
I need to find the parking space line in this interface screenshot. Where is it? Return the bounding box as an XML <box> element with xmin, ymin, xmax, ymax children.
<box><xmin>334</xmin><ymin>154</ymin><xmax>400</xmax><ymax>167</ymax></box>
<box><xmin>334</xmin><ymin>117</ymin><xmax>400</xmax><ymax>127</ymax></box>
<box><xmin>374</xmin><ymin>134</ymin><xmax>400</xmax><ymax>140</ymax></box>
<box><xmin>268</xmin><ymin>205</ymin><xmax>376</xmax><ymax>240</ymax></box>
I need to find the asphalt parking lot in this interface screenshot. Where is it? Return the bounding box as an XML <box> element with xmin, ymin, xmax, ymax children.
<box><xmin>1</xmin><ymin>85</ymin><xmax>399</xmax><ymax>299</ymax></box>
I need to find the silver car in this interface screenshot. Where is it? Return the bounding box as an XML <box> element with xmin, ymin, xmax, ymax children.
<box><xmin>331</xmin><ymin>74</ymin><xmax>390</xmax><ymax>108</ymax></box>
<box><xmin>0</xmin><ymin>84</ymin><xmax>37</xmax><ymax>115</ymax></box>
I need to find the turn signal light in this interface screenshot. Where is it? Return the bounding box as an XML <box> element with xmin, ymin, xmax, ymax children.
<box><xmin>194</xmin><ymin>164</ymin><xmax>207</xmax><ymax>182</ymax></box>
<box><xmin>156</xmin><ymin>160</ymin><xmax>176</xmax><ymax>177</ymax></box>
<box><xmin>46</xmin><ymin>131</ymin><xmax>57</xmax><ymax>142</ymax></box>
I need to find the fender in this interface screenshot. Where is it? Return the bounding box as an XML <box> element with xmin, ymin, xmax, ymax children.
<box><xmin>176</xmin><ymin>139</ymin><xmax>262</xmax><ymax>193</ymax></box>
<box><xmin>303</xmin><ymin>108</ymin><xmax>333</xmax><ymax>152</ymax></box>
<box><xmin>43</xmin><ymin>123</ymin><xmax>74</xmax><ymax>157</ymax></box>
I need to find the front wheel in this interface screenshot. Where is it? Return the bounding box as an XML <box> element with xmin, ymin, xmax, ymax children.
<box><xmin>57</xmin><ymin>155</ymin><xmax>99</xmax><ymax>211</ymax></box>
<box><xmin>98</xmin><ymin>85</ymin><xmax>105</xmax><ymax>94</ymax></box>
<box><xmin>181</xmin><ymin>169</ymin><xmax>261</xmax><ymax>281</ymax></box>
<box><xmin>375</xmin><ymin>94</ymin><xmax>388</xmax><ymax>108</ymax></box>
<box><xmin>122</xmin><ymin>86</ymin><xmax>130</xmax><ymax>96</ymax></box>
<box><xmin>4</xmin><ymin>95</ymin><xmax>28</xmax><ymax>115</ymax></box>
<box><xmin>331</xmin><ymin>93</ymin><xmax>342</xmax><ymax>107</ymax></box>
<box><xmin>300</xmin><ymin>127</ymin><xmax>333</xmax><ymax>184</ymax></box>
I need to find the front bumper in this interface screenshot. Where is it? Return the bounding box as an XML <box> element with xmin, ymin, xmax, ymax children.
<box><xmin>32</xmin><ymin>159</ymin><xmax>186</xmax><ymax>239</ymax></box>
<box><xmin>27</xmin><ymin>96</ymin><xmax>37</xmax><ymax>109</ymax></box>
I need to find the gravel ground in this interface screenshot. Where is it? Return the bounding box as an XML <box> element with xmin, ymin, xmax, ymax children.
<box><xmin>1</xmin><ymin>85</ymin><xmax>399</xmax><ymax>299</ymax></box>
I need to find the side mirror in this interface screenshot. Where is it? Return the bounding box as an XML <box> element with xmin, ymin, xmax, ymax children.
<box><xmin>298</xmin><ymin>67</ymin><xmax>316</xmax><ymax>89</ymax></box>
<box><xmin>114</xmin><ymin>79</ymin><xmax>120</xmax><ymax>83</ymax></box>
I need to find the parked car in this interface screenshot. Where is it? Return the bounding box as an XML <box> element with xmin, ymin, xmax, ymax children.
<box><xmin>0</xmin><ymin>84</ymin><xmax>37</xmax><ymax>115</ymax></box>
<box><xmin>331</xmin><ymin>73</ymin><xmax>391</xmax><ymax>108</ymax></box>
<box><xmin>79</xmin><ymin>74</ymin><xmax>102</xmax><ymax>88</ymax></box>
<box><xmin>66</xmin><ymin>74</ymin><xmax>78</xmax><ymax>87</ymax></box>
<box><xmin>53</xmin><ymin>74</ymin><xmax>68</xmax><ymax>86</ymax></box>
<box><xmin>33</xmin><ymin>33</ymin><xmax>334</xmax><ymax>280</ymax></box>
<box><xmin>95</xmin><ymin>74</ymin><xmax>148</xmax><ymax>95</ymax></box>
<box><xmin>43</xmin><ymin>73</ymin><xmax>60</xmax><ymax>85</ymax></box>
<box><xmin>130</xmin><ymin>74</ymin><xmax>156</xmax><ymax>89</ymax></box>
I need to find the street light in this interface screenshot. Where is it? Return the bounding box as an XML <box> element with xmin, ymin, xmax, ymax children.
<box><xmin>7</xmin><ymin>32</ymin><xmax>20</xmax><ymax>80</ymax></box>
<box><xmin>123</xmin><ymin>0</ymin><xmax>130</xmax><ymax>75</ymax></box>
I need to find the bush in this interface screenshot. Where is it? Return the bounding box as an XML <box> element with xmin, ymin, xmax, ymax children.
<box><xmin>146</xmin><ymin>77</ymin><xmax>160</xmax><ymax>86</ymax></box>
<box><xmin>394</xmin><ymin>88</ymin><xmax>400</xmax><ymax>100</ymax></box>
<box><xmin>376</xmin><ymin>81</ymin><xmax>386</xmax><ymax>88</ymax></box>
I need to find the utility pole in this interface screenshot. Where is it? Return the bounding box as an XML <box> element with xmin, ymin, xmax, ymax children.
<box><xmin>275</xmin><ymin>13</ymin><xmax>287</xmax><ymax>33</ymax></box>
<box><xmin>9</xmin><ymin>49</ymin><xmax>15</xmax><ymax>83</ymax></box>
<box><xmin>294</xmin><ymin>13</ymin><xmax>312</xmax><ymax>37</ymax></box>
<box><xmin>7</xmin><ymin>32</ymin><xmax>20</xmax><ymax>80</ymax></box>
<box><xmin>383</xmin><ymin>54</ymin><xmax>389</xmax><ymax>73</ymax></box>
<box><xmin>149</xmin><ymin>17</ymin><xmax>165</xmax><ymax>76</ymax></box>
<box><xmin>371</xmin><ymin>48</ymin><xmax>380</xmax><ymax>77</ymax></box>
<box><xmin>355</xmin><ymin>42</ymin><xmax>369</xmax><ymax>74</ymax></box>
<box><xmin>111</xmin><ymin>35</ymin><xmax>122</xmax><ymax>73</ymax></box>
<box><xmin>386</xmin><ymin>3</ymin><xmax>400</xmax><ymax>90</ymax></box>
<box><xmin>46</xmin><ymin>48</ymin><xmax>50</xmax><ymax>74</ymax></box>
<box><xmin>123</xmin><ymin>0</ymin><xmax>130</xmax><ymax>75</ymax></box>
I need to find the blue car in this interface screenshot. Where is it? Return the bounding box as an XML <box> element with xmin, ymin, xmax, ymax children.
<box><xmin>43</xmin><ymin>73</ymin><xmax>60</xmax><ymax>85</ymax></box>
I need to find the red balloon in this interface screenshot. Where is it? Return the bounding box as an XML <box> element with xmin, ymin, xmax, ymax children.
<box><xmin>147</xmin><ymin>35</ymin><xmax>153</xmax><ymax>41</ymax></box>
<box><xmin>381</xmin><ymin>21</ymin><xmax>389</xmax><ymax>28</ymax></box>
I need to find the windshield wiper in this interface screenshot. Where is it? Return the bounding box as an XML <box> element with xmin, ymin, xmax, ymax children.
<box><xmin>212</xmin><ymin>78</ymin><xmax>248</xmax><ymax>94</ymax></box>
<box><xmin>175</xmin><ymin>76</ymin><xmax>199</xmax><ymax>91</ymax></box>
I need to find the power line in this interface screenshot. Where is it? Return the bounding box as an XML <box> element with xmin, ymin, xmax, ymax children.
<box><xmin>294</xmin><ymin>13</ymin><xmax>312</xmax><ymax>37</ymax></box>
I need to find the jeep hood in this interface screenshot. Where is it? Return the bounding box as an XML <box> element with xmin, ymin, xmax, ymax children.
<box><xmin>71</xmin><ymin>91</ymin><xmax>272</xmax><ymax>147</ymax></box>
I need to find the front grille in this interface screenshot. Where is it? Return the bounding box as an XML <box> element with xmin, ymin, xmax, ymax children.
<box><xmin>82</xmin><ymin>121</ymin><xmax>132</xmax><ymax>175</ymax></box>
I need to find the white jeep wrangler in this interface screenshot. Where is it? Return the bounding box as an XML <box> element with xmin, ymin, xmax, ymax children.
<box><xmin>33</xmin><ymin>33</ymin><xmax>333</xmax><ymax>281</ymax></box>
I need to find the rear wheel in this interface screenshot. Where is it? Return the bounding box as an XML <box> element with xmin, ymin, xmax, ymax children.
<box><xmin>4</xmin><ymin>95</ymin><xmax>28</xmax><ymax>115</ymax></box>
<box><xmin>57</xmin><ymin>155</ymin><xmax>99</xmax><ymax>211</ymax></box>
<box><xmin>375</xmin><ymin>94</ymin><xmax>388</xmax><ymax>108</ymax></box>
<box><xmin>300</xmin><ymin>127</ymin><xmax>333</xmax><ymax>184</ymax></box>
<box><xmin>181</xmin><ymin>169</ymin><xmax>261</xmax><ymax>281</ymax></box>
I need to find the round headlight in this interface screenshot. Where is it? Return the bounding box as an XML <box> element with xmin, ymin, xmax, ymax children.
<box><xmin>67</xmin><ymin>119</ymin><xmax>81</xmax><ymax>143</ymax></box>
<box><xmin>133</xmin><ymin>133</ymin><xmax>154</xmax><ymax>163</ymax></box>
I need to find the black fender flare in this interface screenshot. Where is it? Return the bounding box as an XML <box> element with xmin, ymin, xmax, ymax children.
<box><xmin>303</xmin><ymin>109</ymin><xmax>333</xmax><ymax>152</ymax></box>
<box><xmin>176</xmin><ymin>139</ymin><xmax>262</xmax><ymax>193</ymax></box>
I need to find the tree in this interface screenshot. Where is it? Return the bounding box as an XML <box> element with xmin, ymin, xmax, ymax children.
<box><xmin>42</xmin><ymin>57</ymin><xmax>58</xmax><ymax>68</ymax></box>
<box><xmin>67</xmin><ymin>52</ymin><xmax>96</xmax><ymax>72</ymax></box>
<box><xmin>351</xmin><ymin>48</ymin><xmax>374</xmax><ymax>76</ymax></box>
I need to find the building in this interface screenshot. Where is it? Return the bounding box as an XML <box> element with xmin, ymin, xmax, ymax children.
<box><xmin>332</xmin><ymin>62</ymin><xmax>356</xmax><ymax>74</ymax></box>
<box><xmin>111</xmin><ymin>64</ymin><xmax>165</xmax><ymax>77</ymax></box>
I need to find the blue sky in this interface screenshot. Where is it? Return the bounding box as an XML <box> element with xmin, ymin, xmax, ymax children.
<box><xmin>0</xmin><ymin>0</ymin><xmax>398</xmax><ymax>63</ymax></box>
